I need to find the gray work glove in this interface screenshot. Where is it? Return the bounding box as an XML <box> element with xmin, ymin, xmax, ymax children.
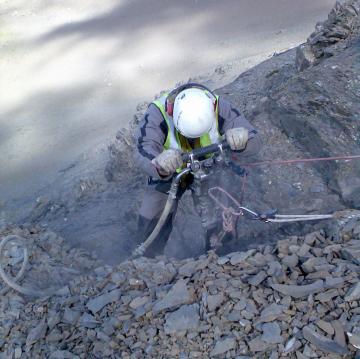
<box><xmin>152</xmin><ymin>149</ymin><xmax>183</xmax><ymax>176</ymax></box>
<box><xmin>225</xmin><ymin>127</ymin><xmax>249</xmax><ymax>151</ymax></box>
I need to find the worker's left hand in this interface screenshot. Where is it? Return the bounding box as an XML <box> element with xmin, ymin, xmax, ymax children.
<box><xmin>225</xmin><ymin>127</ymin><xmax>249</xmax><ymax>151</ymax></box>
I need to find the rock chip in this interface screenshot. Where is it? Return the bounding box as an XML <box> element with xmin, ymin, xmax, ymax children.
<box><xmin>248</xmin><ymin>336</ymin><xmax>271</xmax><ymax>352</ymax></box>
<box><xmin>261</xmin><ymin>322</ymin><xmax>284</xmax><ymax>344</ymax></box>
<box><xmin>260</xmin><ymin>303</ymin><xmax>284</xmax><ymax>322</ymax></box>
<box><xmin>26</xmin><ymin>319</ymin><xmax>47</xmax><ymax>346</ymax></box>
<box><xmin>78</xmin><ymin>313</ymin><xmax>101</xmax><ymax>328</ymax></box>
<box><xmin>153</xmin><ymin>279</ymin><xmax>194</xmax><ymax>313</ymax></box>
<box><xmin>271</xmin><ymin>280</ymin><xmax>324</xmax><ymax>298</ymax></box>
<box><xmin>210</xmin><ymin>337</ymin><xmax>236</xmax><ymax>356</ymax></box>
<box><xmin>282</xmin><ymin>254</ymin><xmax>298</xmax><ymax>268</ymax></box>
<box><xmin>347</xmin><ymin>332</ymin><xmax>360</xmax><ymax>349</ymax></box>
<box><xmin>303</xmin><ymin>325</ymin><xmax>348</xmax><ymax>355</ymax></box>
<box><xmin>248</xmin><ymin>270</ymin><xmax>267</xmax><ymax>286</ymax></box>
<box><xmin>344</xmin><ymin>283</ymin><xmax>360</xmax><ymax>301</ymax></box>
<box><xmin>129</xmin><ymin>296</ymin><xmax>149</xmax><ymax>309</ymax></box>
<box><xmin>164</xmin><ymin>304</ymin><xmax>200</xmax><ymax>334</ymax></box>
<box><xmin>316</xmin><ymin>320</ymin><xmax>334</xmax><ymax>336</ymax></box>
<box><xmin>86</xmin><ymin>289</ymin><xmax>121</xmax><ymax>314</ymax></box>
<box><xmin>49</xmin><ymin>351</ymin><xmax>79</xmax><ymax>359</ymax></box>
<box><xmin>229</xmin><ymin>250</ymin><xmax>254</xmax><ymax>265</ymax></box>
<box><xmin>207</xmin><ymin>293</ymin><xmax>225</xmax><ymax>312</ymax></box>
<box><xmin>63</xmin><ymin>307</ymin><xmax>81</xmax><ymax>325</ymax></box>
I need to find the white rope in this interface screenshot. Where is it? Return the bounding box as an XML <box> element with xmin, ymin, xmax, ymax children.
<box><xmin>0</xmin><ymin>235</ymin><xmax>50</xmax><ymax>297</ymax></box>
<box><xmin>267</xmin><ymin>214</ymin><xmax>334</xmax><ymax>223</ymax></box>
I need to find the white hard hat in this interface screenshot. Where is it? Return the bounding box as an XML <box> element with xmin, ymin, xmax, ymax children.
<box><xmin>173</xmin><ymin>88</ymin><xmax>216</xmax><ymax>138</ymax></box>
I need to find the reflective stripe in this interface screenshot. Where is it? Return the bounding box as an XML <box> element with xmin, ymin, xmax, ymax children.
<box><xmin>152</xmin><ymin>93</ymin><xmax>221</xmax><ymax>152</ymax></box>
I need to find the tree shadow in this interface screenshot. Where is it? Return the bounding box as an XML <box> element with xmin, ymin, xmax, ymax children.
<box><xmin>34</xmin><ymin>0</ymin><xmax>235</xmax><ymax>43</ymax></box>
<box><xmin>0</xmin><ymin>84</ymin><xmax>99</xmax><ymax>198</ymax></box>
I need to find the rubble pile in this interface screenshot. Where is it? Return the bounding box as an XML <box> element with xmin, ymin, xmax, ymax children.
<box><xmin>296</xmin><ymin>0</ymin><xmax>360</xmax><ymax>71</ymax></box>
<box><xmin>1</xmin><ymin>212</ymin><xmax>360</xmax><ymax>358</ymax></box>
<box><xmin>0</xmin><ymin>224</ymin><xmax>99</xmax><ymax>308</ymax></box>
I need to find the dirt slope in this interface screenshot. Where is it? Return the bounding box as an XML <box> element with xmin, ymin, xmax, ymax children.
<box><xmin>17</xmin><ymin>0</ymin><xmax>360</xmax><ymax>263</ymax></box>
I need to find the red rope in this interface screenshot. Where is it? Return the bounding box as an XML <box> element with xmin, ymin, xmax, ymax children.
<box><xmin>232</xmin><ymin>154</ymin><xmax>360</xmax><ymax>168</ymax></box>
<box><xmin>240</xmin><ymin>171</ymin><xmax>247</xmax><ymax>204</ymax></box>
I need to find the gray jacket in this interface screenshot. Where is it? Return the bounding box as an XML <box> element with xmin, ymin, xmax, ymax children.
<box><xmin>135</xmin><ymin>96</ymin><xmax>261</xmax><ymax>179</ymax></box>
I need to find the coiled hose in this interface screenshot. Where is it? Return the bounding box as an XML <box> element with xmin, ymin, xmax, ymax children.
<box><xmin>0</xmin><ymin>235</ymin><xmax>42</xmax><ymax>297</ymax></box>
<box><xmin>132</xmin><ymin>168</ymin><xmax>191</xmax><ymax>258</ymax></box>
<box><xmin>132</xmin><ymin>196</ymin><xmax>177</xmax><ymax>257</ymax></box>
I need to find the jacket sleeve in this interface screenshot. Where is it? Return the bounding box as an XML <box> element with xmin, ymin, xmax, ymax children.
<box><xmin>134</xmin><ymin>104</ymin><xmax>167</xmax><ymax>179</ymax></box>
<box><xmin>218</xmin><ymin>97</ymin><xmax>262</xmax><ymax>158</ymax></box>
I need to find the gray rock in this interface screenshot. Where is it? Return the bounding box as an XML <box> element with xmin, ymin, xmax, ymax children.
<box><xmin>229</xmin><ymin>250</ymin><xmax>254</xmax><ymax>265</ymax></box>
<box><xmin>332</xmin><ymin>320</ymin><xmax>346</xmax><ymax>348</ymax></box>
<box><xmin>295</xmin><ymin>44</ymin><xmax>317</xmax><ymax>71</ymax></box>
<box><xmin>338</xmin><ymin>176</ymin><xmax>360</xmax><ymax>207</ymax></box>
<box><xmin>261</xmin><ymin>322</ymin><xmax>284</xmax><ymax>344</ymax></box>
<box><xmin>270</xmin><ymin>280</ymin><xmax>324</xmax><ymax>298</ymax></box>
<box><xmin>302</xmin><ymin>257</ymin><xmax>328</xmax><ymax>273</ymax></box>
<box><xmin>248</xmin><ymin>271</ymin><xmax>267</xmax><ymax>286</ymax></box>
<box><xmin>303</xmin><ymin>325</ymin><xmax>348</xmax><ymax>355</ymax></box>
<box><xmin>178</xmin><ymin>261</ymin><xmax>198</xmax><ymax>277</ymax></box>
<box><xmin>248</xmin><ymin>336</ymin><xmax>271</xmax><ymax>352</ymax></box>
<box><xmin>78</xmin><ymin>313</ymin><xmax>101</xmax><ymax>328</ymax></box>
<box><xmin>347</xmin><ymin>332</ymin><xmax>360</xmax><ymax>349</ymax></box>
<box><xmin>234</xmin><ymin>298</ymin><xmax>247</xmax><ymax>311</ymax></box>
<box><xmin>227</xmin><ymin>310</ymin><xmax>242</xmax><ymax>322</ymax></box>
<box><xmin>310</xmin><ymin>184</ymin><xmax>325</xmax><ymax>193</ymax></box>
<box><xmin>316</xmin><ymin>320</ymin><xmax>334</xmax><ymax>336</ymax></box>
<box><xmin>129</xmin><ymin>296</ymin><xmax>149</xmax><ymax>309</ymax></box>
<box><xmin>315</xmin><ymin>289</ymin><xmax>338</xmax><ymax>303</ymax></box>
<box><xmin>26</xmin><ymin>319</ymin><xmax>47</xmax><ymax>346</ymax></box>
<box><xmin>297</xmin><ymin>243</ymin><xmax>311</xmax><ymax>257</ymax></box>
<box><xmin>153</xmin><ymin>279</ymin><xmax>194</xmax><ymax>313</ymax></box>
<box><xmin>283</xmin><ymin>337</ymin><xmax>297</xmax><ymax>353</ymax></box>
<box><xmin>55</xmin><ymin>286</ymin><xmax>71</xmax><ymax>296</ymax></box>
<box><xmin>282</xmin><ymin>254</ymin><xmax>298</xmax><ymax>268</ymax></box>
<box><xmin>14</xmin><ymin>348</ymin><xmax>22</xmax><ymax>359</ymax></box>
<box><xmin>269</xmin><ymin>352</ymin><xmax>278</xmax><ymax>359</ymax></box>
<box><xmin>63</xmin><ymin>307</ymin><xmax>81</xmax><ymax>325</ymax></box>
<box><xmin>325</xmin><ymin>277</ymin><xmax>345</xmax><ymax>288</ymax></box>
<box><xmin>344</xmin><ymin>283</ymin><xmax>360</xmax><ymax>301</ymax></box>
<box><xmin>217</xmin><ymin>256</ymin><xmax>230</xmax><ymax>265</ymax></box>
<box><xmin>164</xmin><ymin>304</ymin><xmax>200</xmax><ymax>334</ymax></box>
<box><xmin>111</xmin><ymin>272</ymin><xmax>126</xmax><ymax>285</ymax></box>
<box><xmin>207</xmin><ymin>293</ymin><xmax>225</xmax><ymax>312</ymax></box>
<box><xmin>134</xmin><ymin>260</ymin><xmax>177</xmax><ymax>285</ymax></box>
<box><xmin>210</xmin><ymin>337</ymin><xmax>236</xmax><ymax>356</ymax></box>
<box><xmin>267</xmin><ymin>261</ymin><xmax>286</xmax><ymax>282</ymax></box>
<box><xmin>47</xmin><ymin>311</ymin><xmax>61</xmax><ymax>330</ymax></box>
<box><xmin>86</xmin><ymin>289</ymin><xmax>121</xmax><ymax>314</ymax></box>
<box><xmin>46</xmin><ymin>329</ymin><xmax>63</xmax><ymax>343</ymax></box>
<box><xmin>259</xmin><ymin>303</ymin><xmax>284</xmax><ymax>322</ymax></box>
<box><xmin>49</xmin><ymin>351</ymin><xmax>80</xmax><ymax>359</ymax></box>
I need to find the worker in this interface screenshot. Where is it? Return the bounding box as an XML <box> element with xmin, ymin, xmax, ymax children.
<box><xmin>135</xmin><ymin>83</ymin><xmax>261</xmax><ymax>256</ymax></box>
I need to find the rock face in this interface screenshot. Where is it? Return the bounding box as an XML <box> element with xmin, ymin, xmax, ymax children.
<box><xmin>274</xmin><ymin>0</ymin><xmax>360</xmax><ymax>209</ymax></box>
<box><xmin>213</xmin><ymin>0</ymin><xmax>360</xmax><ymax>257</ymax></box>
<box><xmin>296</xmin><ymin>0</ymin><xmax>360</xmax><ymax>71</ymax></box>
<box><xmin>4</xmin><ymin>0</ymin><xmax>357</xmax><ymax>264</ymax></box>
<box><xmin>266</xmin><ymin>40</ymin><xmax>360</xmax><ymax>207</ymax></box>
<box><xmin>1</xmin><ymin>213</ymin><xmax>360</xmax><ymax>358</ymax></box>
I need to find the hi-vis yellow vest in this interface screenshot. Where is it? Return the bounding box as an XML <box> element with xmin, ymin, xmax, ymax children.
<box><xmin>152</xmin><ymin>93</ymin><xmax>221</xmax><ymax>152</ymax></box>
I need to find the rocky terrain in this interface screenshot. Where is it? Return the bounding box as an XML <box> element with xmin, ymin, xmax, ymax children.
<box><xmin>15</xmin><ymin>0</ymin><xmax>360</xmax><ymax>264</ymax></box>
<box><xmin>111</xmin><ymin>0</ymin><xmax>360</xmax><ymax>257</ymax></box>
<box><xmin>1</xmin><ymin>211</ymin><xmax>360</xmax><ymax>358</ymax></box>
<box><xmin>1</xmin><ymin>0</ymin><xmax>360</xmax><ymax>357</ymax></box>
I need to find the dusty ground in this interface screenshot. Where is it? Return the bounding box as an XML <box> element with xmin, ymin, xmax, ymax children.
<box><xmin>0</xmin><ymin>0</ymin><xmax>335</xmax><ymax>207</ymax></box>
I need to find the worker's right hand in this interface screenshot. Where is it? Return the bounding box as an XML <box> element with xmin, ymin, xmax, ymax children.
<box><xmin>152</xmin><ymin>149</ymin><xmax>183</xmax><ymax>176</ymax></box>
